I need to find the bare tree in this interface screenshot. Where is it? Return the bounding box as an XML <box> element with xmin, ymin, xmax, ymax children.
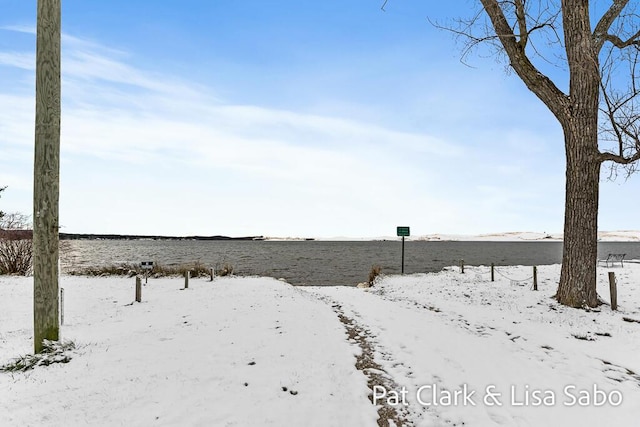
<box><xmin>437</xmin><ymin>1</ymin><xmax>640</xmax><ymax>308</ymax></box>
<box><xmin>33</xmin><ymin>0</ymin><xmax>61</xmax><ymax>353</ymax></box>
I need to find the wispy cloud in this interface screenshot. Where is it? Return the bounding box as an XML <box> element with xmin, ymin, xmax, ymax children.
<box><xmin>0</xmin><ymin>26</ymin><xmax>573</xmax><ymax>236</ymax></box>
<box><xmin>0</xmin><ymin>51</ymin><xmax>33</xmax><ymax>70</ymax></box>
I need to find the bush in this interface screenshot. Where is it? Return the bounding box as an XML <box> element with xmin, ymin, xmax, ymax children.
<box><xmin>368</xmin><ymin>265</ymin><xmax>382</xmax><ymax>286</ymax></box>
<box><xmin>69</xmin><ymin>261</ymin><xmax>215</xmax><ymax>278</ymax></box>
<box><xmin>158</xmin><ymin>261</ymin><xmax>212</xmax><ymax>278</ymax></box>
<box><xmin>216</xmin><ymin>262</ymin><xmax>234</xmax><ymax>277</ymax></box>
<box><xmin>0</xmin><ymin>213</ymin><xmax>33</xmax><ymax>275</ymax></box>
<box><xmin>0</xmin><ymin>236</ymin><xmax>32</xmax><ymax>275</ymax></box>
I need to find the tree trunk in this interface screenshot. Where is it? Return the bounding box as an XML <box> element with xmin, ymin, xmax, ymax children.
<box><xmin>556</xmin><ymin>127</ymin><xmax>601</xmax><ymax>308</ymax></box>
<box><xmin>555</xmin><ymin>0</ymin><xmax>602</xmax><ymax>308</ymax></box>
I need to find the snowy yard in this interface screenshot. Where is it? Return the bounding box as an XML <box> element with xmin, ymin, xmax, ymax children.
<box><xmin>1</xmin><ymin>264</ymin><xmax>639</xmax><ymax>426</ymax></box>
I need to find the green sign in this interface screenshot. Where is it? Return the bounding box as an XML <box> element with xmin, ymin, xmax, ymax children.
<box><xmin>397</xmin><ymin>226</ymin><xmax>410</xmax><ymax>237</ymax></box>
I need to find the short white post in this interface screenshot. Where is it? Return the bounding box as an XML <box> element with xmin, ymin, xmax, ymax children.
<box><xmin>60</xmin><ymin>287</ymin><xmax>65</xmax><ymax>325</ymax></box>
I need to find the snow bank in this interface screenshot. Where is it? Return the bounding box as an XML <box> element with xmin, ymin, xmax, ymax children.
<box><xmin>2</xmin><ymin>264</ymin><xmax>639</xmax><ymax>426</ymax></box>
<box><xmin>0</xmin><ymin>276</ymin><xmax>376</xmax><ymax>426</ymax></box>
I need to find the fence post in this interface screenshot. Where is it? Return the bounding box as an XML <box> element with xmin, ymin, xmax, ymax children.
<box><xmin>491</xmin><ymin>263</ymin><xmax>495</xmax><ymax>282</ymax></box>
<box><xmin>210</xmin><ymin>268</ymin><xmax>215</xmax><ymax>281</ymax></box>
<box><xmin>460</xmin><ymin>259</ymin><xmax>464</xmax><ymax>274</ymax></box>
<box><xmin>609</xmin><ymin>272</ymin><xmax>617</xmax><ymax>311</ymax></box>
<box><xmin>184</xmin><ymin>270</ymin><xmax>190</xmax><ymax>289</ymax></box>
<box><xmin>533</xmin><ymin>266</ymin><xmax>538</xmax><ymax>291</ymax></box>
<box><xmin>135</xmin><ymin>276</ymin><xmax>142</xmax><ymax>303</ymax></box>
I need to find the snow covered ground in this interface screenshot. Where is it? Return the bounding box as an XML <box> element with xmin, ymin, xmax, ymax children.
<box><xmin>1</xmin><ymin>264</ymin><xmax>639</xmax><ymax>426</ymax></box>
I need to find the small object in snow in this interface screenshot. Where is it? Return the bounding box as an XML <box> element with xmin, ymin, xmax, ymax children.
<box><xmin>248</xmin><ymin>361</ymin><xmax>256</xmax><ymax>366</ymax></box>
<box><xmin>244</xmin><ymin>382</ymin><xmax>249</xmax><ymax>387</ymax></box>
<box><xmin>623</xmin><ymin>317</ymin><xmax>640</xmax><ymax>324</ymax></box>
<box><xmin>282</xmin><ymin>386</ymin><xmax>288</xmax><ymax>392</ymax></box>
<box><xmin>572</xmin><ymin>333</ymin><xmax>595</xmax><ymax>341</ymax></box>
<box><xmin>289</xmin><ymin>390</ymin><xmax>298</xmax><ymax>395</ymax></box>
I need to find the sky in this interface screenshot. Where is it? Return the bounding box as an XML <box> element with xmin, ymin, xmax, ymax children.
<box><xmin>0</xmin><ymin>1</ymin><xmax>638</xmax><ymax>238</ymax></box>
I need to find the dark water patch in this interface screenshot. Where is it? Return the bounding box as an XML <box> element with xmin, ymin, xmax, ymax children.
<box><xmin>61</xmin><ymin>240</ymin><xmax>640</xmax><ymax>286</ymax></box>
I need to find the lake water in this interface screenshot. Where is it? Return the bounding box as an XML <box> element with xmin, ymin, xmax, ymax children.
<box><xmin>60</xmin><ymin>240</ymin><xmax>640</xmax><ymax>286</ymax></box>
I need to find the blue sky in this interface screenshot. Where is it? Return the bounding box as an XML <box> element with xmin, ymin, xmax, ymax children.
<box><xmin>0</xmin><ymin>1</ymin><xmax>637</xmax><ymax>238</ymax></box>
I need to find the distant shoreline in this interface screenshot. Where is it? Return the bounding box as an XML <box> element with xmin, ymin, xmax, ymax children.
<box><xmin>58</xmin><ymin>233</ymin><xmax>271</xmax><ymax>241</ymax></box>
<box><xmin>53</xmin><ymin>230</ymin><xmax>640</xmax><ymax>242</ymax></box>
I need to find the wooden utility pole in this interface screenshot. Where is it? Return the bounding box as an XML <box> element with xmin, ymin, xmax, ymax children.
<box><xmin>33</xmin><ymin>0</ymin><xmax>61</xmax><ymax>354</ymax></box>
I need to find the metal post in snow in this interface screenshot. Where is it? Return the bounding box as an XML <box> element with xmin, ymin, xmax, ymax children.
<box><xmin>396</xmin><ymin>226</ymin><xmax>409</xmax><ymax>275</ymax></box>
<box><xmin>60</xmin><ymin>287</ymin><xmax>64</xmax><ymax>325</ymax></box>
<box><xmin>401</xmin><ymin>236</ymin><xmax>405</xmax><ymax>275</ymax></box>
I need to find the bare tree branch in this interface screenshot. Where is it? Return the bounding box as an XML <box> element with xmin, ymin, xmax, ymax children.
<box><xmin>515</xmin><ymin>0</ymin><xmax>528</xmax><ymax>48</ymax></box>
<box><xmin>593</xmin><ymin>0</ymin><xmax>630</xmax><ymax>51</ymax></box>
<box><xmin>599</xmin><ymin>150</ymin><xmax>640</xmax><ymax>164</ymax></box>
<box><xmin>479</xmin><ymin>0</ymin><xmax>570</xmax><ymax>122</ymax></box>
<box><xmin>601</xmin><ymin>30</ymin><xmax>640</xmax><ymax>49</ymax></box>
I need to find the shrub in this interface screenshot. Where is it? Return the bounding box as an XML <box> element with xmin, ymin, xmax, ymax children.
<box><xmin>368</xmin><ymin>265</ymin><xmax>382</xmax><ymax>286</ymax></box>
<box><xmin>161</xmin><ymin>261</ymin><xmax>212</xmax><ymax>278</ymax></box>
<box><xmin>216</xmin><ymin>262</ymin><xmax>234</xmax><ymax>277</ymax></box>
<box><xmin>69</xmin><ymin>261</ymin><xmax>215</xmax><ymax>278</ymax></box>
<box><xmin>0</xmin><ymin>213</ymin><xmax>33</xmax><ymax>275</ymax></box>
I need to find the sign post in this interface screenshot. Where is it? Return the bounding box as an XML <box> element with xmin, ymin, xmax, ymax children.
<box><xmin>396</xmin><ymin>226</ymin><xmax>410</xmax><ymax>274</ymax></box>
<box><xmin>141</xmin><ymin>261</ymin><xmax>154</xmax><ymax>284</ymax></box>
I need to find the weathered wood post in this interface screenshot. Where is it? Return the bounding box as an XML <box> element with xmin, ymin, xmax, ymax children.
<box><xmin>184</xmin><ymin>270</ymin><xmax>190</xmax><ymax>289</ymax></box>
<box><xmin>533</xmin><ymin>266</ymin><xmax>538</xmax><ymax>291</ymax></box>
<box><xmin>609</xmin><ymin>272</ymin><xmax>617</xmax><ymax>311</ymax></box>
<box><xmin>135</xmin><ymin>276</ymin><xmax>142</xmax><ymax>303</ymax></box>
<box><xmin>491</xmin><ymin>263</ymin><xmax>495</xmax><ymax>282</ymax></box>
<box><xmin>210</xmin><ymin>268</ymin><xmax>215</xmax><ymax>281</ymax></box>
<box><xmin>33</xmin><ymin>0</ymin><xmax>62</xmax><ymax>354</ymax></box>
<box><xmin>460</xmin><ymin>259</ymin><xmax>464</xmax><ymax>274</ymax></box>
